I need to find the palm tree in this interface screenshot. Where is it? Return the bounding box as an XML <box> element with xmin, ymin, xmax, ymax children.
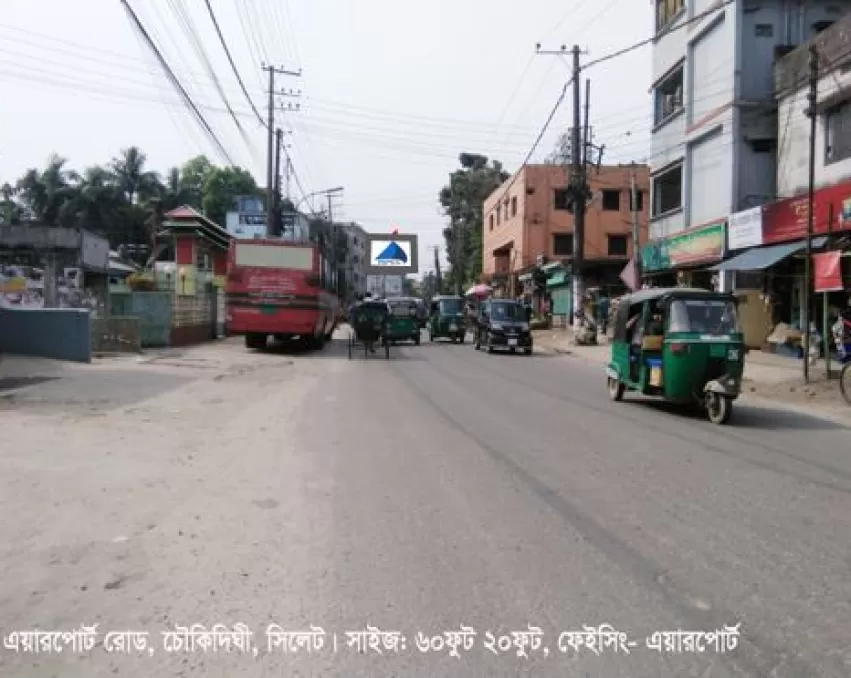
<box><xmin>111</xmin><ymin>146</ymin><xmax>161</xmax><ymax>204</ymax></box>
<box><xmin>15</xmin><ymin>155</ymin><xmax>77</xmax><ymax>225</ymax></box>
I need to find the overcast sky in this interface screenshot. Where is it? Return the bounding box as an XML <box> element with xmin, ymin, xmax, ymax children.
<box><xmin>0</xmin><ymin>0</ymin><xmax>651</xmax><ymax>274</ymax></box>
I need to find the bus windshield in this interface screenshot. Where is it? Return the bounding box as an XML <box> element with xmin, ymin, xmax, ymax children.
<box><xmin>234</xmin><ymin>244</ymin><xmax>313</xmax><ymax>270</ymax></box>
<box><xmin>668</xmin><ymin>299</ymin><xmax>739</xmax><ymax>334</ymax></box>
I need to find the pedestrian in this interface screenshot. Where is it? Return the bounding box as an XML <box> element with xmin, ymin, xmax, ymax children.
<box><xmin>597</xmin><ymin>292</ymin><xmax>610</xmax><ymax>335</ymax></box>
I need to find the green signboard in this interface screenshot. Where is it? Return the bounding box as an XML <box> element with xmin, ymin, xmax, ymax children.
<box><xmin>641</xmin><ymin>221</ymin><xmax>726</xmax><ymax>272</ymax></box>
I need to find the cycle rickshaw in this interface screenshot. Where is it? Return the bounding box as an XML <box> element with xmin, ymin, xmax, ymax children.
<box><xmin>348</xmin><ymin>299</ymin><xmax>391</xmax><ymax>359</ymax></box>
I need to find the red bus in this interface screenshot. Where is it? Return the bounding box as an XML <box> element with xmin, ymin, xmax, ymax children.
<box><xmin>225</xmin><ymin>238</ymin><xmax>339</xmax><ymax>350</ymax></box>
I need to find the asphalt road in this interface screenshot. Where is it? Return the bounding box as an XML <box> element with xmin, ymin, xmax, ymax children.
<box><xmin>2</xmin><ymin>330</ymin><xmax>850</xmax><ymax>677</ymax></box>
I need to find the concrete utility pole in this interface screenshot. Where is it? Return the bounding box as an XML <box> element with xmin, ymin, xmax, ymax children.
<box><xmin>630</xmin><ymin>162</ymin><xmax>641</xmax><ymax>284</ymax></box>
<box><xmin>430</xmin><ymin>245</ymin><xmax>442</xmax><ymax>294</ymax></box>
<box><xmin>450</xmin><ymin>176</ymin><xmax>462</xmax><ymax>297</ymax></box>
<box><xmin>262</xmin><ymin>63</ymin><xmax>300</xmax><ymax>237</ymax></box>
<box><xmin>803</xmin><ymin>44</ymin><xmax>819</xmax><ymax>383</ymax></box>
<box><xmin>569</xmin><ymin>45</ymin><xmax>587</xmax><ymax>336</ymax></box>
<box><xmin>272</xmin><ymin>128</ymin><xmax>283</xmax><ymax>237</ymax></box>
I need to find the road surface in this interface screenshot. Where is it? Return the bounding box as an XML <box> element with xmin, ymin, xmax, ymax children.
<box><xmin>1</xmin><ymin>331</ymin><xmax>850</xmax><ymax>676</ymax></box>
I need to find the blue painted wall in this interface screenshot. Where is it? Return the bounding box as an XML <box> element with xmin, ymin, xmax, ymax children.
<box><xmin>0</xmin><ymin>308</ymin><xmax>92</xmax><ymax>362</ymax></box>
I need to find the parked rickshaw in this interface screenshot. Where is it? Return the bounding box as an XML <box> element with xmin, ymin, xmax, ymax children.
<box><xmin>606</xmin><ymin>288</ymin><xmax>744</xmax><ymax>424</ymax></box>
<box><xmin>348</xmin><ymin>299</ymin><xmax>391</xmax><ymax>359</ymax></box>
<box><xmin>428</xmin><ymin>295</ymin><xmax>466</xmax><ymax>343</ymax></box>
<box><xmin>384</xmin><ymin>297</ymin><xmax>421</xmax><ymax>345</ymax></box>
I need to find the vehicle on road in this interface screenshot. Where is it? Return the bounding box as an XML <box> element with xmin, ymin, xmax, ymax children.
<box><xmin>415</xmin><ymin>300</ymin><xmax>428</xmax><ymax>329</ymax></box>
<box><xmin>226</xmin><ymin>239</ymin><xmax>339</xmax><ymax>351</ymax></box>
<box><xmin>428</xmin><ymin>295</ymin><xmax>466</xmax><ymax>343</ymax></box>
<box><xmin>606</xmin><ymin>287</ymin><xmax>744</xmax><ymax>425</ymax></box>
<box><xmin>348</xmin><ymin>299</ymin><xmax>391</xmax><ymax>359</ymax></box>
<box><xmin>473</xmin><ymin>298</ymin><xmax>533</xmax><ymax>355</ymax></box>
<box><xmin>384</xmin><ymin>297</ymin><xmax>421</xmax><ymax>345</ymax></box>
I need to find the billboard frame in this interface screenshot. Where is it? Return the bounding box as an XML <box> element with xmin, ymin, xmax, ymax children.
<box><xmin>364</xmin><ymin>233</ymin><xmax>418</xmax><ymax>275</ymax></box>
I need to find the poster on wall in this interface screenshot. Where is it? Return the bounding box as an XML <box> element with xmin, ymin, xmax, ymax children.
<box><xmin>813</xmin><ymin>252</ymin><xmax>843</xmax><ymax>293</ymax></box>
<box><xmin>0</xmin><ymin>264</ymin><xmax>98</xmax><ymax>309</ymax></box>
<box><xmin>727</xmin><ymin>207</ymin><xmax>763</xmax><ymax>250</ymax></box>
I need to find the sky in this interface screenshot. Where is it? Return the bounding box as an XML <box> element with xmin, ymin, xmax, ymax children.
<box><xmin>0</xmin><ymin>0</ymin><xmax>652</xmax><ymax>276</ymax></box>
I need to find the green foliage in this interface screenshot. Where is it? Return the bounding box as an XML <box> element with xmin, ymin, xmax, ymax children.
<box><xmin>3</xmin><ymin>149</ymin><xmax>260</xmax><ymax>250</ymax></box>
<box><xmin>202</xmin><ymin>165</ymin><xmax>259</xmax><ymax>228</ymax></box>
<box><xmin>438</xmin><ymin>153</ymin><xmax>509</xmax><ymax>290</ymax></box>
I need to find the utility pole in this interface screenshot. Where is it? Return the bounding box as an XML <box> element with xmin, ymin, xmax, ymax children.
<box><xmin>327</xmin><ymin>193</ymin><xmax>338</xmax><ymax>297</ymax></box>
<box><xmin>272</xmin><ymin>128</ymin><xmax>283</xmax><ymax>237</ymax></box>
<box><xmin>630</xmin><ymin>162</ymin><xmax>641</xmax><ymax>285</ymax></box>
<box><xmin>262</xmin><ymin>63</ymin><xmax>300</xmax><ymax>237</ymax></box>
<box><xmin>450</xmin><ymin>176</ymin><xmax>462</xmax><ymax>296</ymax></box>
<box><xmin>285</xmin><ymin>156</ymin><xmax>292</xmax><ymax>201</ymax></box>
<box><xmin>569</xmin><ymin>45</ymin><xmax>588</xmax><ymax>337</ymax></box>
<box><xmin>803</xmin><ymin>44</ymin><xmax>819</xmax><ymax>383</ymax></box>
<box><xmin>430</xmin><ymin>245</ymin><xmax>442</xmax><ymax>294</ymax></box>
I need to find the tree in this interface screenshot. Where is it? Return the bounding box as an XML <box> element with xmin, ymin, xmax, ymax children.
<box><xmin>202</xmin><ymin>165</ymin><xmax>259</xmax><ymax>227</ymax></box>
<box><xmin>180</xmin><ymin>155</ymin><xmax>215</xmax><ymax>209</ymax></box>
<box><xmin>15</xmin><ymin>155</ymin><xmax>79</xmax><ymax>226</ymax></box>
<box><xmin>438</xmin><ymin>153</ymin><xmax>509</xmax><ymax>290</ymax></box>
<box><xmin>111</xmin><ymin>146</ymin><xmax>161</xmax><ymax>204</ymax></box>
<box><xmin>0</xmin><ymin>182</ymin><xmax>21</xmax><ymax>225</ymax></box>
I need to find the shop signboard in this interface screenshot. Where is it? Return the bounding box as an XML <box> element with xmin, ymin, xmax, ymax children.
<box><xmin>727</xmin><ymin>206</ymin><xmax>763</xmax><ymax>250</ymax></box>
<box><xmin>762</xmin><ymin>179</ymin><xmax>851</xmax><ymax>244</ymax></box>
<box><xmin>640</xmin><ymin>221</ymin><xmax>726</xmax><ymax>272</ymax></box>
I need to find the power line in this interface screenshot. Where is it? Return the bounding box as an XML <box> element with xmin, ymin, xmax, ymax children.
<box><xmin>118</xmin><ymin>0</ymin><xmax>235</xmax><ymax>165</ymax></box>
<box><xmin>581</xmin><ymin>0</ymin><xmax>736</xmax><ymax>71</ymax></box>
<box><xmin>483</xmin><ymin>76</ymin><xmax>575</xmax><ymax>219</ymax></box>
<box><xmin>203</xmin><ymin>0</ymin><xmax>265</xmax><ymax>127</ymax></box>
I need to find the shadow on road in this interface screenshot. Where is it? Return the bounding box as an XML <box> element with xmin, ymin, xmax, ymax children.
<box><xmin>628</xmin><ymin>398</ymin><xmax>846</xmax><ymax>430</ymax></box>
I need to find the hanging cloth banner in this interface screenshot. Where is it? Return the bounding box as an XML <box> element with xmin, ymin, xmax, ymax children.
<box><xmin>813</xmin><ymin>251</ymin><xmax>843</xmax><ymax>292</ymax></box>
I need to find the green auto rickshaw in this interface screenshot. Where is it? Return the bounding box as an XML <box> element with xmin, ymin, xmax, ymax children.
<box><xmin>428</xmin><ymin>295</ymin><xmax>466</xmax><ymax>343</ymax></box>
<box><xmin>384</xmin><ymin>297</ymin><xmax>422</xmax><ymax>345</ymax></box>
<box><xmin>606</xmin><ymin>288</ymin><xmax>745</xmax><ymax>425</ymax></box>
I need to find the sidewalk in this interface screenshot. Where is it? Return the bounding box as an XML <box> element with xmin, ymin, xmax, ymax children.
<box><xmin>533</xmin><ymin>328</ymin><xmax>851</xmax><ymax>417</ymax></box>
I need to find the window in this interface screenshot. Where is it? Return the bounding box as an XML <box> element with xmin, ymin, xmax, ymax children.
<box><xmin>652</xmin><ymin>164</ymin><xmax>683</xmax><ymax>217</ymax></box>
<box><xmin>553</xmin><ymin>188</ymin><xmax>572</xmax><ymax>211</ymax></box>
<box><xmin>601</xmin><ymin>190</ymin><xmax>621</xmax><ymax>211</ymax></box>
<box><xmin>496</xmin><ymin>206</ymin><xmax>501</xmax><ymax>225</ymax></box>
<box><xmin>751</xmin><ymin>139</ymin><xmax>774</xmax><ymax>153</ymax></box>
<box><xmin>489</xmin><ymin>214</ymin><xmax>494</xmax><ymax>231</ymax></box>
<box><xmin>629</xmin><ymin>190</ymin><xmax>644</xmax><ymax>212</ymax></box>
<box><xmin>511</xmin><ymin>196</ymin><xmax>517</xmax><ymax>216</ymax></box>
<box><xmin>656</xmin><ymin>0</ymin><xmax>684</xmax><ymax>33</ymax></box>
<box><xmin>196</xmin><ymin>248</ymin><xmax>211</xmax><ymax>270</ymax></box>
<box><xmin>654</xmin><ymin>65</ymin><xmax>684</xmax><ymax>126</ymax></box>
<box><xmin>607</xmin><ymin>235</ymin><xmax>628</xmax><ymax>256</ymax></box>
<box><xmin>755</xmin><ymin>23</ymin><xmax>773</xmax><ymax>37</ymax></box>
<box><xmin>553</xmin><ymin>233</ymin><xmax>574</xmax><ymax>256</ymax></box>
<box><xmin>826</xmin><ymin>100</ymin><xmax>851</xmax><ymax>165</ymax></box>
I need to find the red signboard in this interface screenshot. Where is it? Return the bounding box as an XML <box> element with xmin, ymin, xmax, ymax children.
<box><xmin>813</xmin><ymin>251</ymin><xmax>843</xmax><ymax>293</ymax></box>
<box><xmin>762</xmin><ymin>180</ymin><xmax>851</xmax><ymax>244</ymax></box>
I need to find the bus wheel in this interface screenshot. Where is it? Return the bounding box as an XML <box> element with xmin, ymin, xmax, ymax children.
<box><xmin>245</xmin><ymin>333</ymin><xmax>266</xmax><ymax>350</ymax></box>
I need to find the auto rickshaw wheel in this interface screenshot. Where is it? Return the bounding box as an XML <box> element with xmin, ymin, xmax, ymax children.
<box><xmin>706</xmin><ymin>392</ymin><xmax>732</xmax><ymax>424</ymax></box>
<box><xmin>607</xmin><ymin>377</ymin><xmax>625</xmax><ymax>401</ymax></box>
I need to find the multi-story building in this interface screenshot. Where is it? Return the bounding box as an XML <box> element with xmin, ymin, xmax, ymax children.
<box><xmin>482</xmin><ymin>164</ymin><xmax>649</xmax><ymax>311</ymax></box>
<box><xmin>339</xmin><ymin>222</ymin><xmax>368</xmax><ymax>299</ymax></box>
<box><xmin>647</xmin><ymin>0</ymin><xmax>846</xmax><ymax>287</ymax></box>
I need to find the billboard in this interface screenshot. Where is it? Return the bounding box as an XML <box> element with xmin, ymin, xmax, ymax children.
<box><xmin>365</xmin><ymin>274</ymin><xmax>404</xmax><ymax>296</ymax></box>
<box><xmin>365</xmin><ymin>233</ymin><xmax>418</xmax><ymax>275</ymax></box>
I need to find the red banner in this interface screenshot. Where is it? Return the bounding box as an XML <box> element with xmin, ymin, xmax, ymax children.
<box><xmin>813</xmin><ymin>252</ymin><xmax>843</xmax><ymax>293</ymax></box>
<box><xmin>762</xmin><ymin>180</ymin><xmax>851</xmax><ymax>244</ymax></box>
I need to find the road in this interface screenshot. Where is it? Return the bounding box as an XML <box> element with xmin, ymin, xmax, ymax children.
<box><xmin>1</xmin><ymin>330</ymin><xmax>850</xmax><ymax>677</ymax></box>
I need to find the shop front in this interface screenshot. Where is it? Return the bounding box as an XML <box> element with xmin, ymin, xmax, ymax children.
<box><xmin>640</xmin><ymin>220</ymin><xmax>726</xmax><ymax>289</ymax></box>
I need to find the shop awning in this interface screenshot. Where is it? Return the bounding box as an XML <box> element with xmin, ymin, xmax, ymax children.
<box><xmin>710</xmin><ymin>237</ymin><xmax>827</xmax><ymax>272</ymax></box>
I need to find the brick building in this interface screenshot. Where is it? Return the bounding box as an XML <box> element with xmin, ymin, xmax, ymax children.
<box><xmin>482</xmin><ymin>164</ymin><xmax>650</xmax><ymax>296</ymax></box>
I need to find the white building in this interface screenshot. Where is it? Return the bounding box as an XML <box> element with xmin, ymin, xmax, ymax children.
<box><xmin>649</xmin><ymin>0</ymin><xmax>848</xmax><ymax>277</ymax></box>
<box><xmin>339</xmin><ymin>222</ymin><xmax>368</xmax><ymax>298</ymax></box>
<box><xmin>775</xmin><ymin>10</ymin><xmax>851</xmax><ymax>199</ymax></box>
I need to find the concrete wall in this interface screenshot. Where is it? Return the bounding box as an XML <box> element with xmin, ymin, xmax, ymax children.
<box><xmin>775</xmin><ymin>9</ymin><xmax>851</xmax><ymax>198</ymax></box>
<box><xmin>91</xmin><ymin>316</ymin><xmax>141</xmax><ymax>353</ymax></box>
<box><xmin>0</xmin><ymin>308</ymin><xmax>91</xmax><ymax>362</ymax></box>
